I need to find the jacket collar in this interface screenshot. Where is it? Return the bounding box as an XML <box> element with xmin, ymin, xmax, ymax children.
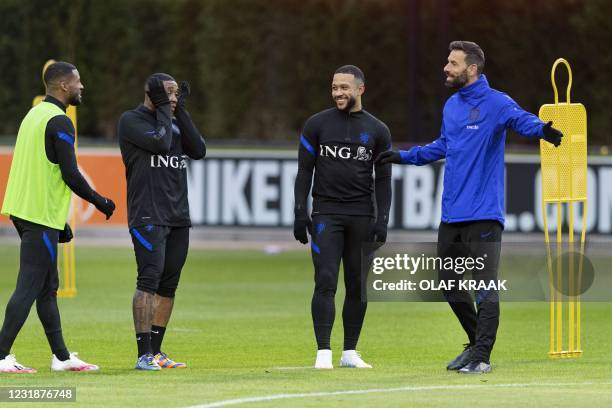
<box><xmin>335</xmin><ymin>108</ymin><xmax>364</xmax><ymax>116</ymax></box>
<box><xmin>458</xmin><ymin>74</ymin><xmax>489</xmax><ymax>101</ymax></box>
<box><xmin>43</xmin><ymin>95</ymin><xmax>67</xmax><ymax>112</ymax></box>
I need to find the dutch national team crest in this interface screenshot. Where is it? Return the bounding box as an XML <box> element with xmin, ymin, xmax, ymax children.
<box><xmin>359</xmin><ymin>132</ymin><xmax>370</xmax><ymax>145</ymax></box>
<box><xmin>469</xmin><ymin>107</ymin><xmax>480</xmax><ymax>121</ymax></box>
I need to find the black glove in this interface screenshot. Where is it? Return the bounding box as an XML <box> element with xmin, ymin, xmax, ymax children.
<box><xmin>372</xmin><ymin>221</ymin><xmax>388</xmax><ymax>244</ymax></box>
<box><xmin>59</xmin><ymin>223</ymin><xmax>73</xmax><ymax>243</ymax></box>
<box><xmin>92</xmin><ymin>193</ymin><xmax>116</xmax><ymax>220</ymax></box>
<box><xmin>293</xmin><ymin>210</ymin><xmax>313</xmax><ymax>244</ymax></box>
<box><xmin>177</xmin><ymin>81</ymin><xmax>190</xmax><ymax>109</ymax></box>
<box><xmin>542</xmin><ymin>121</ymin><xmax>563</xmax><ymax>147</ymax></box>
<box><xmin>146</xmin><ymin>77</ymin><xmax>170</xmax><ymax>108</ymax></box>
<box><xmin>375</xmin><ymin>150</ymin><xmax>402</xmax><ymax>165</ymax></box>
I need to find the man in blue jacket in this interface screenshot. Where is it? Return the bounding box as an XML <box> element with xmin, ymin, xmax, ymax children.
<box><xmin>376</xmin><ymin>41</ymin><xmax>562</xmax><ymax>374</ymax></box>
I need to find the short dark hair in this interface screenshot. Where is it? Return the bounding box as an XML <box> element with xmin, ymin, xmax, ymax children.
<box><xmin>334</xmin><ymin>65</ymin><xmax>365</xmax><ymax>83</ymax></box>
<box><xmin>144</xmin><ymin>72</ymin><xmax>175</xmax><ymax>90</ymax></box>
<box><xmin>43</xmin><ymin>61</ymin><xmax>76</xmax><ymax>87</ymax></box>
<box><xmin>449</xmin><ymin>41</ymin><xmax>485</xmax><ymax>75</ymax></box>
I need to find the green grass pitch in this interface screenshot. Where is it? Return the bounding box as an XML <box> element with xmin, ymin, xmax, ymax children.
<box><xmin>0</xmin><ymin>245</ymin><xmax>610</xmax><ymax>407</ymax></box>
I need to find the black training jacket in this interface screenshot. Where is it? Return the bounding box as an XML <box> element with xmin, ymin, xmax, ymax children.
<box><xmin>294</xmin><ymin>108</ymin><xmax>391</xmax><ymax>220</ymax></box>
<box><xmin>118</xmin><ymin>103</ymin><xmax>205</xmax><ymax>228</ymax></box>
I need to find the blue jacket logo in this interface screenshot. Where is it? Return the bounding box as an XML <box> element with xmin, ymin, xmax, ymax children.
<box><xmin>469</xmin><ymin>107</ymin><xmax>480</xmax><ymax>121</ymax></box>
<box><xmin>359</xmin><ymin>132</ymin><xmax>370</xmax><ymax>144</ymax></box>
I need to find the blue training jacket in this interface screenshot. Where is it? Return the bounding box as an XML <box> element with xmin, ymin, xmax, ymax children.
<box><xmin>399</xmin><ymin>74</ymin><xmax>545</xmax><ymax>226</ymax></box>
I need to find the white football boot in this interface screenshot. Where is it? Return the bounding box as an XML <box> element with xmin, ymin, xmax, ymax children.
<box><xmin>0</xmin><ymin>355</ymin><xmax>36</xmax><ymax>373</ymax></box>
<box><xmin>340</xmin><ymin>350</ymin><xmax>372</xmax><ymax>368</ymax></box>
<box><xmin>314</xmin><ymin>349</ymin><xmax>333</xmax><ymax>369</ymax></box>
<box><xmin>51</xmin><ymin>352</ymin><xmax>99</xmax><ymax>372</ymax></box>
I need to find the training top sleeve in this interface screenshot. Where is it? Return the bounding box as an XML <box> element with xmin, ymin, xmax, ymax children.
<box><xmin>118</xmin><ymin>104</ymin><xmax>174</xmax><ymax>154</ymax></box>
<box><xmin>399</xmin><ymin>122</ymin><xmax>448</xmax><ymax>165</ymax></box>
<box><xmin>175</xmin><ymin>106</ymin><xmax>206</xmax><ymax>159</ymax></box>
<box><xmin>374</xmin><ymin>122</ymin><xmax>392</xmax><ymax>224</ymax></box>
<box><xmin>498</xmin><ymin>94</ymin><xmax>545</xmax><ymax>138</ymax></box>
<box><xmin>293</xmin><ymin>117</ymin><xmax>318</xmax><ymax>215</ymax></box>
<box><xmin>45</xmin><ymin>115</ymin><xmax>103</xmax><ymax>204</ymax></box>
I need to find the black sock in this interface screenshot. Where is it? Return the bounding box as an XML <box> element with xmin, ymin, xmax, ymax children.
<box><xmin>0</xmin><ymin>348</ymin><xmax>8</xmax><ymax>360</ymax></box>
<box><xmin>150</xmin><ymin>325</ymin><xmax>166</xmax><ymax>355</ymax></box>
<box><xmin>136</xmin><ymin>332</ymin><xmax>151</xmax><ymax>358</ymax></box>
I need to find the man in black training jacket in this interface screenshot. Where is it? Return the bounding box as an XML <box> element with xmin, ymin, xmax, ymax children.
<box><xmin>118</xmin><ymin>73</ymin><xmax>206</xmax><ymax>371</ymax></box>
<box><xmin>294</xmin><ymin>65</ymin><xmax>392</xmax><ymax>369</ymax></box>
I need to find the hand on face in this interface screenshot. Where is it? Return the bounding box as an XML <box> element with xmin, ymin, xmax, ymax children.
<box><xmin>146</xmin><ymin>77</ymin><xmax>179</xmax><ymax>111</ymax></box>
<box><xmin>176</xmin><ymin>81</ymin><xmax>190</xmax><ymax>110</ymax></box>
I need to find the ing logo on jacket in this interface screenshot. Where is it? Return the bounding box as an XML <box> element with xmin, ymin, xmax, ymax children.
<box><xmin>318</xmin><ymin>144</ymin><xmax>373</xmax><ymax>161</ymax></box>
<box><xmin>150</xmin><ymin>154</ymin><xmax>188</xmax><ymax>169</ymax></box>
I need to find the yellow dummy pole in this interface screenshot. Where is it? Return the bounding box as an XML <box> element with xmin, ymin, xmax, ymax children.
<box><xmin>539</xmin><ymin>58</ymin><xmax>587</xmax><ymax>358</ymax></box>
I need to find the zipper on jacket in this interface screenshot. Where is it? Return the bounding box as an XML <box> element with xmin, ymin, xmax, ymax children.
<box><xmin>345</xmin><ymin>112</ymin><xmax>351</xmax><ymax>142</ymax></box>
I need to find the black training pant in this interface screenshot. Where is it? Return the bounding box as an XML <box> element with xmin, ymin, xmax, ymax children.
<box><xmin>437</xmin><ymin>220</ymin><xmax>502</xmax><ymax>363</ymax></box>
<box><xmin>0</xmin><ymin>217</ymin><xmax>67</xmax><ymax>358</ymax></box>
<box><xmin>130</xmin><ymin>225</ymin><xmax>189</xmax><ymax>297</ymax></box>
<box><xmin>310</xmin><ymin>214</ymin><xmax>373</xmax><ymax>351</ymax></box>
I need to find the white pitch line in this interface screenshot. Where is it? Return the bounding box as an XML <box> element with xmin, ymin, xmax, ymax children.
<box><xmin>189</xmin><ymin>381</ymin><xmax>612</xmax><ymax>408</ymax></box>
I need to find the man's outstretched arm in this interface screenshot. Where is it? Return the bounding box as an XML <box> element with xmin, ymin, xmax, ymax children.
<box><xmin>376</xmin><ymin>128</ymin><xmax>447</xmax><ymax>166</ymax></box>
<box><xmin>501</xmin><ymin>96</ymin><xmax>563</xmax><ymax>147</ymax></box>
